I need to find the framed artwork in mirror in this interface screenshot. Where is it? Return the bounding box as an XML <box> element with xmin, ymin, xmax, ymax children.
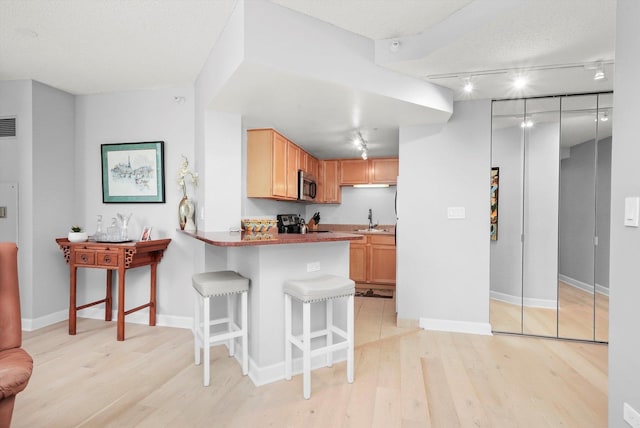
<box><xmin>490</xmin><ymin>167</ymin><xmax>499</xmax><ymax>241</ymax></box>
<box><xmin>101</xmin><ymin>141</ymin><xmax>165</xmax><ymax>203</ymax></box>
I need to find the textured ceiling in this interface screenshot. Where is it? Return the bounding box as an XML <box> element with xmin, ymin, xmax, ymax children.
<box><xmin>0</xmin><ymin>0</ymin><xmax>238</xmax><ymax>94</ymax></box>
<box><xmin>0</xmin><ymin>0</ymin><xmax>617</xmax><ymax>157</ymax></box>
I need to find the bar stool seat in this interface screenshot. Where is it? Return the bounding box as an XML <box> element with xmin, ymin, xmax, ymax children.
<box><xmin>192</xmin><ymin>270</ymin><xmax>249</xmax><ymax>386</ymax></box>
<box><xmin>284</xmin><ymin>274</ymin><xmax>355</xmax><ymax>399</ymax></box>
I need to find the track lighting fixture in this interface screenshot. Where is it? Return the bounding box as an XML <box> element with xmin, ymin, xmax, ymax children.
<box><xmin>354</xmin><ymin>132</ymin><xmax>369</xmax><ymax>159</ymax></box>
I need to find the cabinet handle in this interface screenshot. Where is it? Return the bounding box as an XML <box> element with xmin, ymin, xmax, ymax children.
<box><xmin>81</xmin><ymin>255</ymin><xmax>88</xmax><ymax>263</ymax></box>
<box><xmin>103</xmin><ymin>255</ymin><xmax>111</xmax><ymax>263</ymax></box>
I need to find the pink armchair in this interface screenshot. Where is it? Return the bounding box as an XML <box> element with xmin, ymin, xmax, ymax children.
<box><xmin>0</xmin><ymin>243</ymin><xmax>33</xmax><ymax>427</ymax></box>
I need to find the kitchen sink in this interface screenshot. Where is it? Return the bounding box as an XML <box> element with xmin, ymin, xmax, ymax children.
<box><xmin>354</xmin><ymin>228</ymin><xmax>388</xmax><ymax>233</ymax></box>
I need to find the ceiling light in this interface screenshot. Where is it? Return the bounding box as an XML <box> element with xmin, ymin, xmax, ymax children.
<box><xmin>520</xmin><ymin>120</ymin><xmax>533</xmax><ymax>128</ymax></box>
<box><xmin>462</xmin><ymin>77</ymin><xmax>474</xmax><ymax>93</ymax></box>
<box><xmin>389</xmin><ymin>40</ymin><xmax>401</xmax><ymax>52</ymax></box>
<box><xmin>600</xmin><ymin>112</ymin><xmax>609</xmax><ymax>122</ymax></box>
<box><xmin>593</xmin><ymin>63</ymin><xmax>606</xmax><ymax>80</ymax></box>
<box><xmin>513</xmin><ymin>77</ymin><xmax>527</xmax><ymax>90</ymax></box>
<box><xmin>353</xmin><ymin>131</ymin><xmax>369</xmax><ymax>159</ymax></box>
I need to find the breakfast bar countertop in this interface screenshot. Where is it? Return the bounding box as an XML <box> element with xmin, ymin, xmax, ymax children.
<box><xmin>179</xmin><ymin>229</ymin><xmax>363</xmax><ymax>247</ymax></box>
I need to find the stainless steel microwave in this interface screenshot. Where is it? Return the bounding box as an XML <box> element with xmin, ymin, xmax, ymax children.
<box><xmin>298</xmin><ymin>170</ymin><xmax>317</xmax><ymax>201</ymax></box>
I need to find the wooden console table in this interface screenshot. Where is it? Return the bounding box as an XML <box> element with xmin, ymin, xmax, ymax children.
<box><xmin>56</xmin><ymin>238</ymin><xmax>171</xmax><ymax>341</ymax></box>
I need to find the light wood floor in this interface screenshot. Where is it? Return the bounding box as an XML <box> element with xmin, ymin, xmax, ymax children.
<box><xmin>490</xmin><ymin>282</ymin><xmax>609</xmax><ymax>341</ymax></box>
<box><xmin>14</xmin><ymin>297</ymin><xmax>607</xmax><ymax>427</ymax></box>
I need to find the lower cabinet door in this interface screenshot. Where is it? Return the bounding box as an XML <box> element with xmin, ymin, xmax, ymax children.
<box><xmin>349</xmin><ymin>243</ymin><xmax>367</xmax><ymax>283</ymax></box>
<box><xmin>368</xmin><ymin>244</ymin><xmax>396</xmax><ymax>284</ymax></box>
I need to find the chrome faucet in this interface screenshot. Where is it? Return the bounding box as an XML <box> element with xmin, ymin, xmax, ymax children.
<box><xmin>368</xmin><ymin>209</ymin><xmax>377</xmax><ymax>230</ymax></box>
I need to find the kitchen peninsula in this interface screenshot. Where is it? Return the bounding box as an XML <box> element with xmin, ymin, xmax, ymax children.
<box><xmin>181</xmin><ymin>229</ymin><xmax>362</xmax><ymax>386</ymax></box>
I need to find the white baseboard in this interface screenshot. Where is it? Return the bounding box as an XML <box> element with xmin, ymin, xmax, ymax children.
<box><xmin>22</xmin><ymin>307</ymin><xmax>192</xmax><ymax>332</ymax></box>
<box><xmin>558</xmin><ymin>274</ymin><xmax>610</xmax><ymax>296</ymax></box>
<box><xmin>419</xmin><ymin>318</ymin><xmax>492</xmax><ymax>336</ymax></box>
<box><xmin>22</xmin><ymin>309</ymin><xmax>68</xmax><ymax>331</ymax></box>
<box><xmin>248</xmin><ymin>349</ymin><xmax>348</xmax><ymax>387</ymax></box>
<box><xmin>490</xmin><ymin>290</ymin><xmax>557</xmax><ymax>309</ymax></box>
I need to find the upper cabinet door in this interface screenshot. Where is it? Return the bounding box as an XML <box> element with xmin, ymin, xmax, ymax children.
<box><xmin>272</xmin><ymin>132</ymin><xmax>288</xmax><ymax>198</ymax></box>
<box><xmin>322</xmin><ymin>160</ymin><xmax>341</xmax><ymax>203</ymax></box>
<box><xmin>340</xmin><ymin>159</ymin><xmax>369</xmax><ymax>185</ymax></box>
<box><xmin>370</xmin><ymin>158</ymin><xmax>399</xmax><ymax>184</ymax></box>
<box><xmin>286</xmin><ymin>141</ymin><xmax>299</xmax><ymax>200</ymax></box>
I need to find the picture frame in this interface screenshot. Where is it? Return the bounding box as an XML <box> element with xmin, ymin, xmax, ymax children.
<box><xmin>139</xmin><ymin>226</ymin><xmax>152</xmax><ymax>241</ymax></box>
<box><xmin>101</xmin><ymin>141</ymin><xmax>165</xmax><ymax>203</ymax></box>
<box><xmin>490</xmin><ymin>167</ymin><xmax>499</xmax><ymax>241</ymax></box>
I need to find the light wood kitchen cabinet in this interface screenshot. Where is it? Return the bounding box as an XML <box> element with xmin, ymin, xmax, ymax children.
<box><xmin>340</xmin><ymin>159</ymin><xmax>369</xmax><ymax>185</ymax></box>
<box><xmin>340</xmin><ymin>157</ymin><xmax>398</xmax><ymax>185</ymax></box>
<box><xmin>368</xmin><ymin>235</ymin><xmax>397</xmax><ymax>284</ymax></box>
<box><xmin>349</xmin><ymin>237</ymin><xmax>367</xmax><ymax>283</ymax></box>
<box><xmin>247</xmin><ymin>129</ymin><xmax>297</xmax><ymax>200</ymax></box>
<box><xmin>349</xmin><ymin>234</ymin><xmax>396</xmax><ymax>286</ymax></box>
<box><xmin>370</xmin><ymin>158</ymin><xmax>399</xmax><ymax>184</ymax></box>
<box><xmin>286</xmin><ymin>141</ymin><xmax>299</xmax><ymax>199</ymax></box>
<box><xmin>317</xmin><ymin>160</ymin><xmax>341</xmax><ymax>203</ymax></box>
<box><xmin>300</xmin><ymin>151</ymin><xmax>319</xmax><ymax>179</ymax></box>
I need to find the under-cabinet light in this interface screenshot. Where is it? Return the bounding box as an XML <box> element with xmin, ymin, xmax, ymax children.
<box><xmin>353</xmin><ymin>184</ymin><xmax>390</xmax><ymax>188</ymax></box>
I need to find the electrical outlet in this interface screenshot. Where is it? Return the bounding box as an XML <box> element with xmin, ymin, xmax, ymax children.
<box><xmin>625</xmin><ymin>403</ymin><xmax>640</xmax><ymax>428</ymax></box>
<box><xmin>307</xmin><ymin>262</ymin><xmax>320</xmax><ymax>272</ymax></box>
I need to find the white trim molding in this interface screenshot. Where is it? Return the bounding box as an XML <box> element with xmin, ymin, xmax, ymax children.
<box><xmin>22</xmin><ymin>307</ymin><xmax>193</xmax><ymax>332</ymax></box>
<box><xmin>490</xmin><ymin>290</ymin><xmax>557</xmax><ymax>309</ymax></box>
<box><xmin>419</xmin><ymin>317</ymin><xmax>493</xmax><ymax>336</ymax></box>
<box><xmin>558</xmin><ymin>274</ymin><xmax>610</xmax><ymax>296</ymax></box>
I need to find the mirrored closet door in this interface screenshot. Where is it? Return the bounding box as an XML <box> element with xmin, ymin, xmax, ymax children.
<box><xmin>490</xmin><ymin>93</ymin><xmax>611</xmax><ymax>342</ymax></box>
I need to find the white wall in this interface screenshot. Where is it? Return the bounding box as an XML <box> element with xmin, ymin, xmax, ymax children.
<box><xmin>609</xmin><ymin>1</ymin><xmax>640</xmax><ymax>426</ymax></box>
<box><xmin>397</xmin><ymin>100</ymin><xmax>491</xmax><ymax>334</ymax></box>
<box><xmin>0</xmin><ymin>81</ymin><xmax>29</xmax><ymax>182</ymax></box>
<box><xmin>74</xmin><ymin>86</ymin><xmax>196</xmax><ymax>322</ymax></box>
<box><xmin>305</xmin><ymin>186</ymin><xmax>396</xmax><ymax>226</ymax></box>
<box><xmin>31</xmin><ymin>81</ymin><xmax>76</xmax><ymax>318</ymax></box>
<box><xmin>0</xmin><ymin>80</ymin><xmax>33</xmax><ymax>317</ymax></box>
<box><xmin>0</xmin><ymin>80</ymin><xmax>76</xmax><ymax>322</ymax></box>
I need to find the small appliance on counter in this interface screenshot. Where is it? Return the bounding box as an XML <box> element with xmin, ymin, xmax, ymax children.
<box><xmin>277</xmin><ymin>214</ymin><xmax>303</xmax><ymax>233</ymax></box>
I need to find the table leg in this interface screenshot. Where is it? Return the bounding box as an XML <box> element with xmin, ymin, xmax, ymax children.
<box><xmin>117</xmin><ymin>266</ymin><xmax>126</xmax><ymax>341</ymax></box>
<box><xmin>106</xmin><ymin>270</ymin><xmax>113</xmax><ymax>321</ymax></box>
<box><xmin>150</xmin><ymin>262</ymin><xmax>158</xmax><ymax>326</ymax></box>
<box><xmin>69</xmin><ymin>265</ymin><xmax>77</xmax><ymax>335</ymax></box>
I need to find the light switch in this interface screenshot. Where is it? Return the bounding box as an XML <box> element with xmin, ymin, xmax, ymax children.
<box><xmin>0</xmin><ymin>206</ymin><xmax>5</xmax><ymax>218</ymax></box>
<box><xmin>447</xmin><ymin>207</ymin><xmax>466</xmax><ymax>219</ymax></box>
<box><xmin>624</xmin><ymin>197</ymin><xmax>639</xmax><ymax>227</ymax></box>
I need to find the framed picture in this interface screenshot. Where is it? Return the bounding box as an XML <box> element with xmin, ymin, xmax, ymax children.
<box><xmin>101</xmin><ymin>141</ymin><xmax>165</xmax><ymax>203</ymax></box>
<box><xmin>490</xmin><ymin>167</ymin><xmax>499</xmax><ymax>241</ymax></box>
<box><xmin>140</xmin><ymin>226</ymin><xmax>152</xmax><ymax>241</ymax></box>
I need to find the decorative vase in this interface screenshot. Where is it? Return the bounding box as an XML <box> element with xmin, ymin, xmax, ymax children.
<box><xmin>178</xmin><ymin>196</ymin><xmax>189</xmax><ymax>230</ymax></box>
<box><xmin>183</xmin><ymin>198</ymin><xmax>196</xmax><ymax>232</ymax></box>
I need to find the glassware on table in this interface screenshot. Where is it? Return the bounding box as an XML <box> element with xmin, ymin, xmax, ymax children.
<box><xmin>117</xmin><ymin>213</ymin><xmax>133</xmax><ymax>241</ymax></box>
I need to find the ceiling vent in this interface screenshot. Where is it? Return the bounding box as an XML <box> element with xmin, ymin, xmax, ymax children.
<box><xmin>0</xmin><ymin>117</ymin><xmax>17</xmax><ymax>138</ymax></box>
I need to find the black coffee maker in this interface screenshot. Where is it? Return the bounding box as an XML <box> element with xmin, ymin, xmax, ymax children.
<box><xmin>277</xmin><ymin>214</ymin><xmax>304</xmax><ymax>233</ymax></box>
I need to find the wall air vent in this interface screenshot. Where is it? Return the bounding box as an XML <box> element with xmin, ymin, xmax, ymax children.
<box><xmin>0</xmin><ymin>117</ymin><xmax>17</xmax><ymax>138</ymax></box>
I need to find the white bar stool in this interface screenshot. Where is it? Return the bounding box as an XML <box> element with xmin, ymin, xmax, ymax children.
<box><xmin>192</xmin><ymin>270</ymin><xmax>249</xmax><ymax>386</ymax></box>
<box><xmin>284</xmin><ymin>274</ymin><xmax>355</xmax><ymax>399</ymax></box>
